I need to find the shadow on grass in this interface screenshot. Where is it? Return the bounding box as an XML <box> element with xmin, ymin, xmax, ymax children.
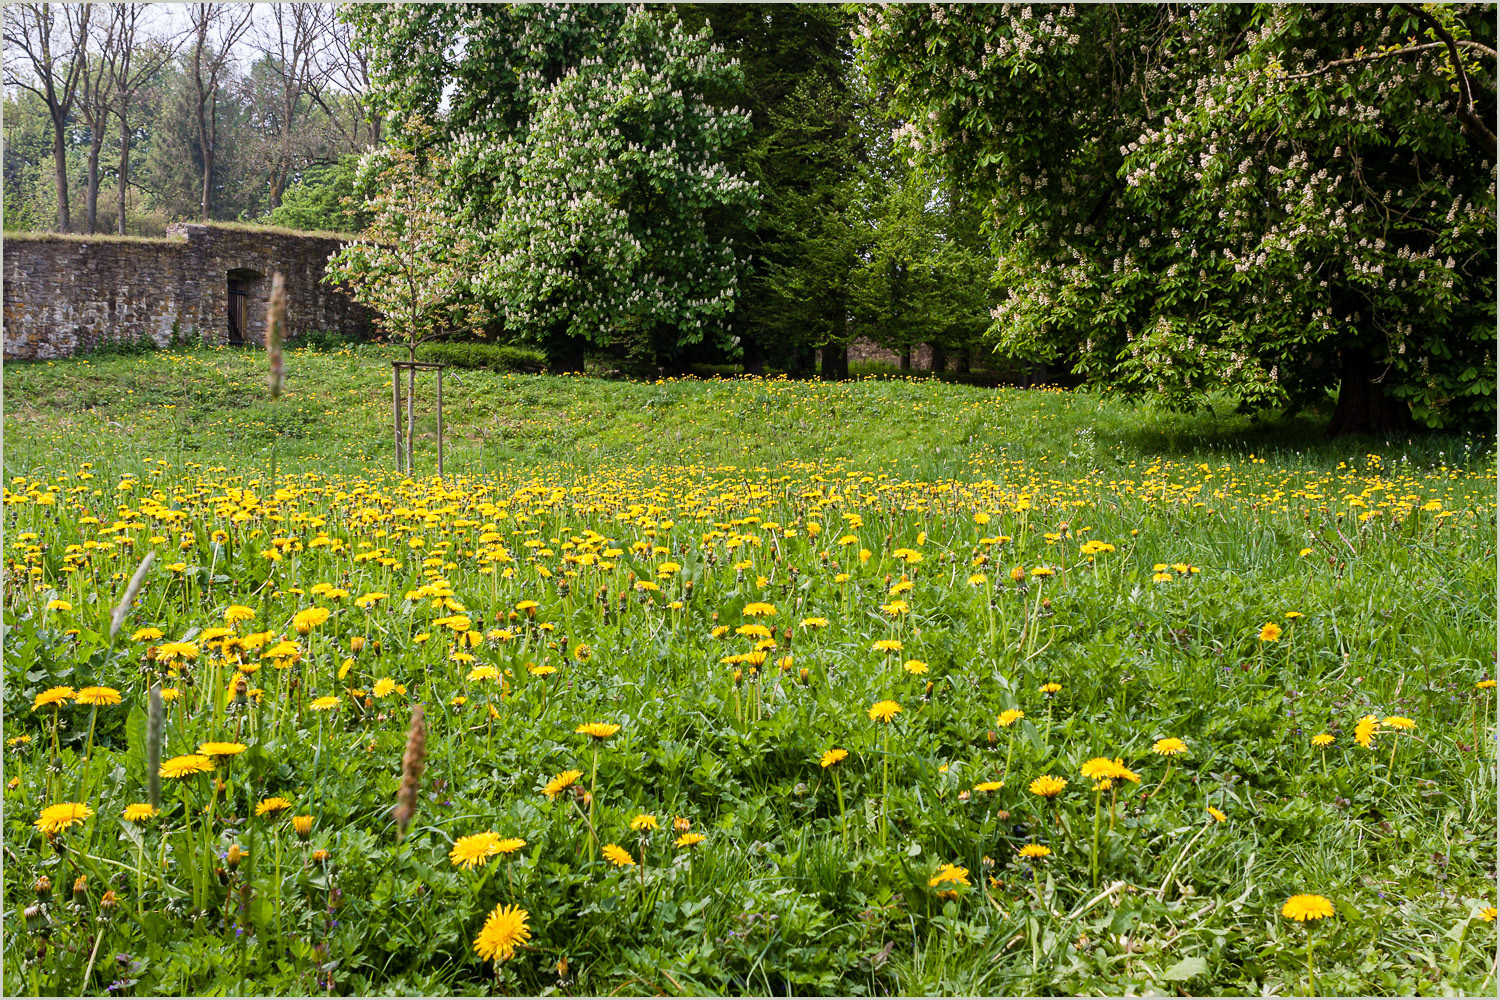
<box><xmin>1092</xmin><ymin>397</ymin><xmax>1493</xmax><ymax>468</ymax></box>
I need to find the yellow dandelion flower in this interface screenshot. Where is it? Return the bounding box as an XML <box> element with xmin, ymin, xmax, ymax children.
<box><xmin>198</xmin><ymin>741</ymin><xmax>247</xmax><ymax>758</ymax></box>
<box><xmin>225</xmin><ymin>605</ymin><xmax>255</xmax><ymax>624</ymax></box>
<box><xmin>36</xmin><ymin>802</ymin><xmax>93</xmax><ymax>834</ymax></box>
<box><xmin>800</xmin><ymin>617</ymin><xmax>829</xmax><ymax>628</ymax></box>
<box><xmin>575</xmin><ymin>722</ymin><xmax>620</xmax><ymax>740</ymax></box>
<box><xmin>1018</xmin><ymin>844</ymin><xmax>1051</xmax><ymax>859</ymax></box>
<box><xmin>742</xmin><ymin>602</ymin><xmax>776</xmax><ymax>617</ymax></box>
<box><xmin>495</xmin><ymin>837</ymin><xmax>526</xmax><ymax>855</ymax></box>
<box><xmin>602</xmin><ymin>843</ymin><xmax>636</xmax><ymax>867</ymax></box>
<box><xmin>630</xmin><ymin>814</ymin><xmax>659</xmax><ymax>832</ymax></box>
<box><xmin>871</xmin><ymin>639</ymin><xmax>903</xmax><ymax>653</ymax></box>
<box><xmin>1381</xmin><ymin>716</ymin><xmax>1415</xmax><ymax>730</ymax></box>
<box><xmin>159</xmin><ymin>754</ymin><xmax>213</xmax><ymax>779</ymax></box>
<box><xmin>450</xmin><ymin>832</ymin><xmax>503</xmax><ymax>869</ymax></box>
<box><xmin>1258</xmin><ymin>622</ymin><xmax>1283</xmax><ymax>642</ymax></box>
<box><xmin>121</xmin><ymin>803</ymin><xmax>158</xmax><ymax>823</ymax></box>
<box><xmin>1028</xmin><ymin>775</ymin><xmax>1068</xmax><ymax>798</ymax></box>
<box><xmin>309</xmin><ymin>696</ymin><xmax>340</xmax><ymax>711</ymax></box>
<box><xmin>675</xmin><ymin>832</ymin><xmax>706</xmax><ymax>848</ymax></box>
<box><xmin>1080</xmin><ymin>757</ymin><xmax>1117</xmax><ymax>781</ymax></box>
<box><xmin>868</xmin><ymin>700</ymin><xmax>901</xmax><ymax>723</ymax></box>
<box><xmin>903</xmin><ymin>659</ymin><xmax>928</xmax><ymax>675</ymax></box>
<box><xmin>1207</xmin><ymin>806</ymin><xmax>1227</xmax><ymax>823</ymax></box>
<box><xmin>1354</xmin><ymin>715</ymin><xmax>1380</xmax><ymax>749</ymax></box>
<box><xmin>974</xmin><ymin>780</ymin><xmax>1003</xmax><ymax>792</ymax></box>
<box><xmin>820</xmin><ymin>748</ymin><xmax>848</xmax><ymax>768</ymax></box>
<box><xmin>997</xmin><ymin>709</ymin><xmax>1024</xmax><ymax>727</ymax></box>
<box><xmin>1039</xmin><ymin>683</ymin><xmax>1062</xmax><ymax>695</ymax></box>
<box><xmin>1152</xmin><ymin>737</ymin><xmax>1188</xmax><ymax>756</ymax></box>
<box><xmin>131</xmin><ymin>627</ymin><xmax>164</xmax><ymax>642</ymax></box>
<box><xmin>543</xmin><ymin>769</ymin><xmax>583</xmax><ymax>800</ymax></box>
<box><xmin>75</xmin><ymin>686</ymin><xmax>122</xmax><ymax>707</ymax></box>
<box><xmin>1311</xmin><ymin>733</ymin><xmax>1334</xmax><ymax>747</ymax></box>
<box><xmin>473</xmin><ymin>903</ymin><xmax>531</xmax><ymax>965</ymax></box>
<box><xmin>292</xmin><ymin>607</ymin><xmax>331</xmax><ymax>633</ymax></box>
<box><xmin>927</xmin><ymin>863</ymin><xmax>970</xmax><ymax>888</ymax></box>
<box><xmin>32</xmin><ymin>686</ymin><xmax>75</xmax><ymax>710</ymax></box>
<box><xmin>255</xmin><ymin>797</ymin><xmax>292</xmax><ymax>817</ymax></box>
<box><xmin>1281</xmin><ymin>894</ymin><xmax>1336</xmax><ymax>921</ymax></box>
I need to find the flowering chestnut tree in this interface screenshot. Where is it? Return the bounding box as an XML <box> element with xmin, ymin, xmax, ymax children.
<box><xmin>860</xmin><ymin>4</ymin><xmax>1496</xmax><ymax>433</ymax></box>
<box><xmin>346</xmin><ymin>4</ymin><xmax>753</xmax><ymax>372</ymax></box>
<box><xmin>323</xmin><ymin>138</ymin><xmax>487</xmax><ymax>362</ymax></box>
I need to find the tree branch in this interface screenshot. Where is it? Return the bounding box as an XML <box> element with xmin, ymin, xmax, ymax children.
<box><xmin>1398</xmin><ymin>3</ymin><xmax>1496</xmax><ymax>152</ymax></box>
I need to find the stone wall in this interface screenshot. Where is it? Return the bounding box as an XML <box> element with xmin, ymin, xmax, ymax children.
<box><xmin>2</xmin><ymin>223</ymin><xmax>371</xmax><ymax>361</ymax></box>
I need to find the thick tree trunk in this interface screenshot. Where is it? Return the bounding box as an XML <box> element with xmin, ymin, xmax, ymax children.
<box><xmin>116</xmin><ymin>123</ymin><xmax>131</xmax><ymax>235</ymax></box>
<box><xmin>900</xmin><ymin>347</ymin><xmax>912</xmax><ymax>372</ymax></box>
<box><xmin>742</xmin><ymin>338</ymin><xmax>765</xmax><ymax>375</ymax></box>
<box><xmin>956</xmin><ymin>346</ymin><xmax>971</xmax><ymax>374</ymax></box>
<box><xmin>50</xmin><ymin>116</ymin><xmax>71</xmax><ymax>231</ymax></box>
<box><xmin>85</xmin><ymin>142</ymin><xmax>101</xmax><ymax>233</ymax></box>
<box><xmin>543</xmin><ymin>331</ymin><xmax>587</xmax><ymax>374</ymax></box>
<box><xmin>930</xmin><ymin>344</ymin><xmax>947</xmax><ymax>373</ymax></box>
<box><xmin>820</xmin><ymin>342</ymin><xmax>849</xmax><ymax>381</ymax></box>
<box><xmin>1325</xmin><ymin>346</ymin><xmax>1415</xmax><ymax>437</ymax></box>
<box><xmin>200</xmin><ymin>144</ymin><xmax>214</xmax><ymax>221</ymax></box>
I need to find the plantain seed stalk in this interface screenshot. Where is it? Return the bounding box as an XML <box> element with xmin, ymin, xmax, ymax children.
<box><xmin>392</xmin><ymin>704</ymin><xmax>426</xmax><ymax>840</ymax></box>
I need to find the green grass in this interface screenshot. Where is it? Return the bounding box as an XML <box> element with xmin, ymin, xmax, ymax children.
<box><xmin>2</xmin><ymin>345</ymin><xmax>1495</xmax><ymax>996</ymax></box>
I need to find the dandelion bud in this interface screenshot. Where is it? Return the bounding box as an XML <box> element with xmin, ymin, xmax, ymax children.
<box><xmin>987</xmin><ymin>730</ymin><xmax>997</xmax><ymax>746</ymax></box>
<box><xmin>350</xmin><ymin>636</ymin><xmax>366</xmax><ymax>654</ymax></box>
<box><xmin>311</xmin><ymin>849</ymin><xmax>330</xmax><ymax>864</ymax></box>
<box><xmin>34</xmin><ymin>876</ymin><xmax>52</xmax><ymax>902</ymax></box>
<box><xmin>371</xmin><ymin>639</ymin><xmax>382</xmax><ymax>654</ymax></box>
<box><xmin>292</xmin><ymin>814</ymin><xmax>313</xmax><ymax>840</ymax></box>
<box><xmin>100</xmin><ymin>890</ymin><xmax>118</xmax><ymax>911</ymax></box>
<box><xmin>24</xmin><ymin>904</ymin><xmax>44</xmax><ymax>932</ymax></box>
<box><xmin>72</xmin><ymin>877</ymin><xmax>87</xmax><ymax>905</ymax></box>
<box><xmin>226</xmin><ymin>844</ymin><xmax>244</xmax><ymax>870</ymax></box>
<box><xmin>798</xmin><ymin>667</ymin><xmax>810</xmax><ymax>685</ymax></box>
<box><xmin>673</xmin><ymin>816</ymin><xmax>691</xmax><ymax>832</ymax></box>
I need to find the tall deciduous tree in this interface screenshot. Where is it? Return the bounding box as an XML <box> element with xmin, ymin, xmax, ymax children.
<box><xmin>348</xmin><ymin>4</ymin><xmax>753</xmax><ymax>373</ymax></box>
<box><xmin>106</xmin><ymin>4</ymin><xmax>183</xmax><ymax>235</ymax></box>
<box><xmin>4</xmin><ymin>2</ymin><xmax>92</xmax><ymax>231</ymax></box>
<box><xmin>187</xmin><ymin>2</ymin><xmax>253</xmax><ymax>221</ymax></box>
<box><xmin>860</xmin><ymin>4</ymin><xmax>1496</xmax><ymax>433</ymax></box>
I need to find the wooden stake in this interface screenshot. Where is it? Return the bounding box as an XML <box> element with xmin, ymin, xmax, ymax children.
<box><xmin>392</xmin><ymin>362</ymin><xmax>403</xmax><ymax>474</ymax></box>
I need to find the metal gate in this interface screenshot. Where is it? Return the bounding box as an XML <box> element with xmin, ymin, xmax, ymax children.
<box><xmin>227</xmin><ymin>278</ymin><xmax>249</xmax><ymax>345</ymax></box>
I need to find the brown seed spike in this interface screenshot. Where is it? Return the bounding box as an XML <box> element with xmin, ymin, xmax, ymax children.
<box><xmin>392</xmin><ymin>703</ymin><xmax>426</xmax><ymax>840</ymax></box>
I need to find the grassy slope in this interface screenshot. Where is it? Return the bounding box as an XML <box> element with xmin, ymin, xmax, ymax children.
<box><xmin>2</xmin><ymin>346</ymin><xmax>1495</xmax><ymax>995</ymax></box>
<box><xmin>4</xmin><ymin>343</ymin><xmax>1490</xmax><ymax>480</ymax></box>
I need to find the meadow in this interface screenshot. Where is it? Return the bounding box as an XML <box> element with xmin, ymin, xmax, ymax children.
<box><xmin>2</xmin><ymin>343</ymin><xmax>1496</xmax><ymax>996</ymax></box>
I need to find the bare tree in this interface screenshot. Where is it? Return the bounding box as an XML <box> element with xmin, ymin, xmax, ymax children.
<box><xmin>321</xmin><ymin>10</ymin><xmax>379</xmax><ymax>148</ymax></box>
<box><xmin>108</xmin><ymin>4</ymin><xmax>184</xmax><ymax>235</ymax></box>
<box><xmin>257</xmin><ymin>3</ymin><xmax>335</xmax><ymax>209</ymax></box>
<box><xmin>75</xmin><ymin>11</ymin><xmax>120</xmax><ymax>234</ymax></box>
<box><xmin>187</xmin><ymin>2</ymin><xmax>254</xmax><ymax>221</ymax></box>
<box><xmin>3</xmin><ymin>3</ymin><xmax>93</xmax><ymax>231</ymax></box>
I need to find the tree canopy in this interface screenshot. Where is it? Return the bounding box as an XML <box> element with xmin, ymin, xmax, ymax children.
<box><xmin>859</xmin><ymin>3</ymin><xmax>1497</xmax><ymax>432</ymax></box>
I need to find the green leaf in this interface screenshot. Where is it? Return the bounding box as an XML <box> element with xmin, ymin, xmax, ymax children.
<box><xmin>1161</xmin><ymin>956</ymin><xmax>1208</xmax><ymax>981</ymax></box>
